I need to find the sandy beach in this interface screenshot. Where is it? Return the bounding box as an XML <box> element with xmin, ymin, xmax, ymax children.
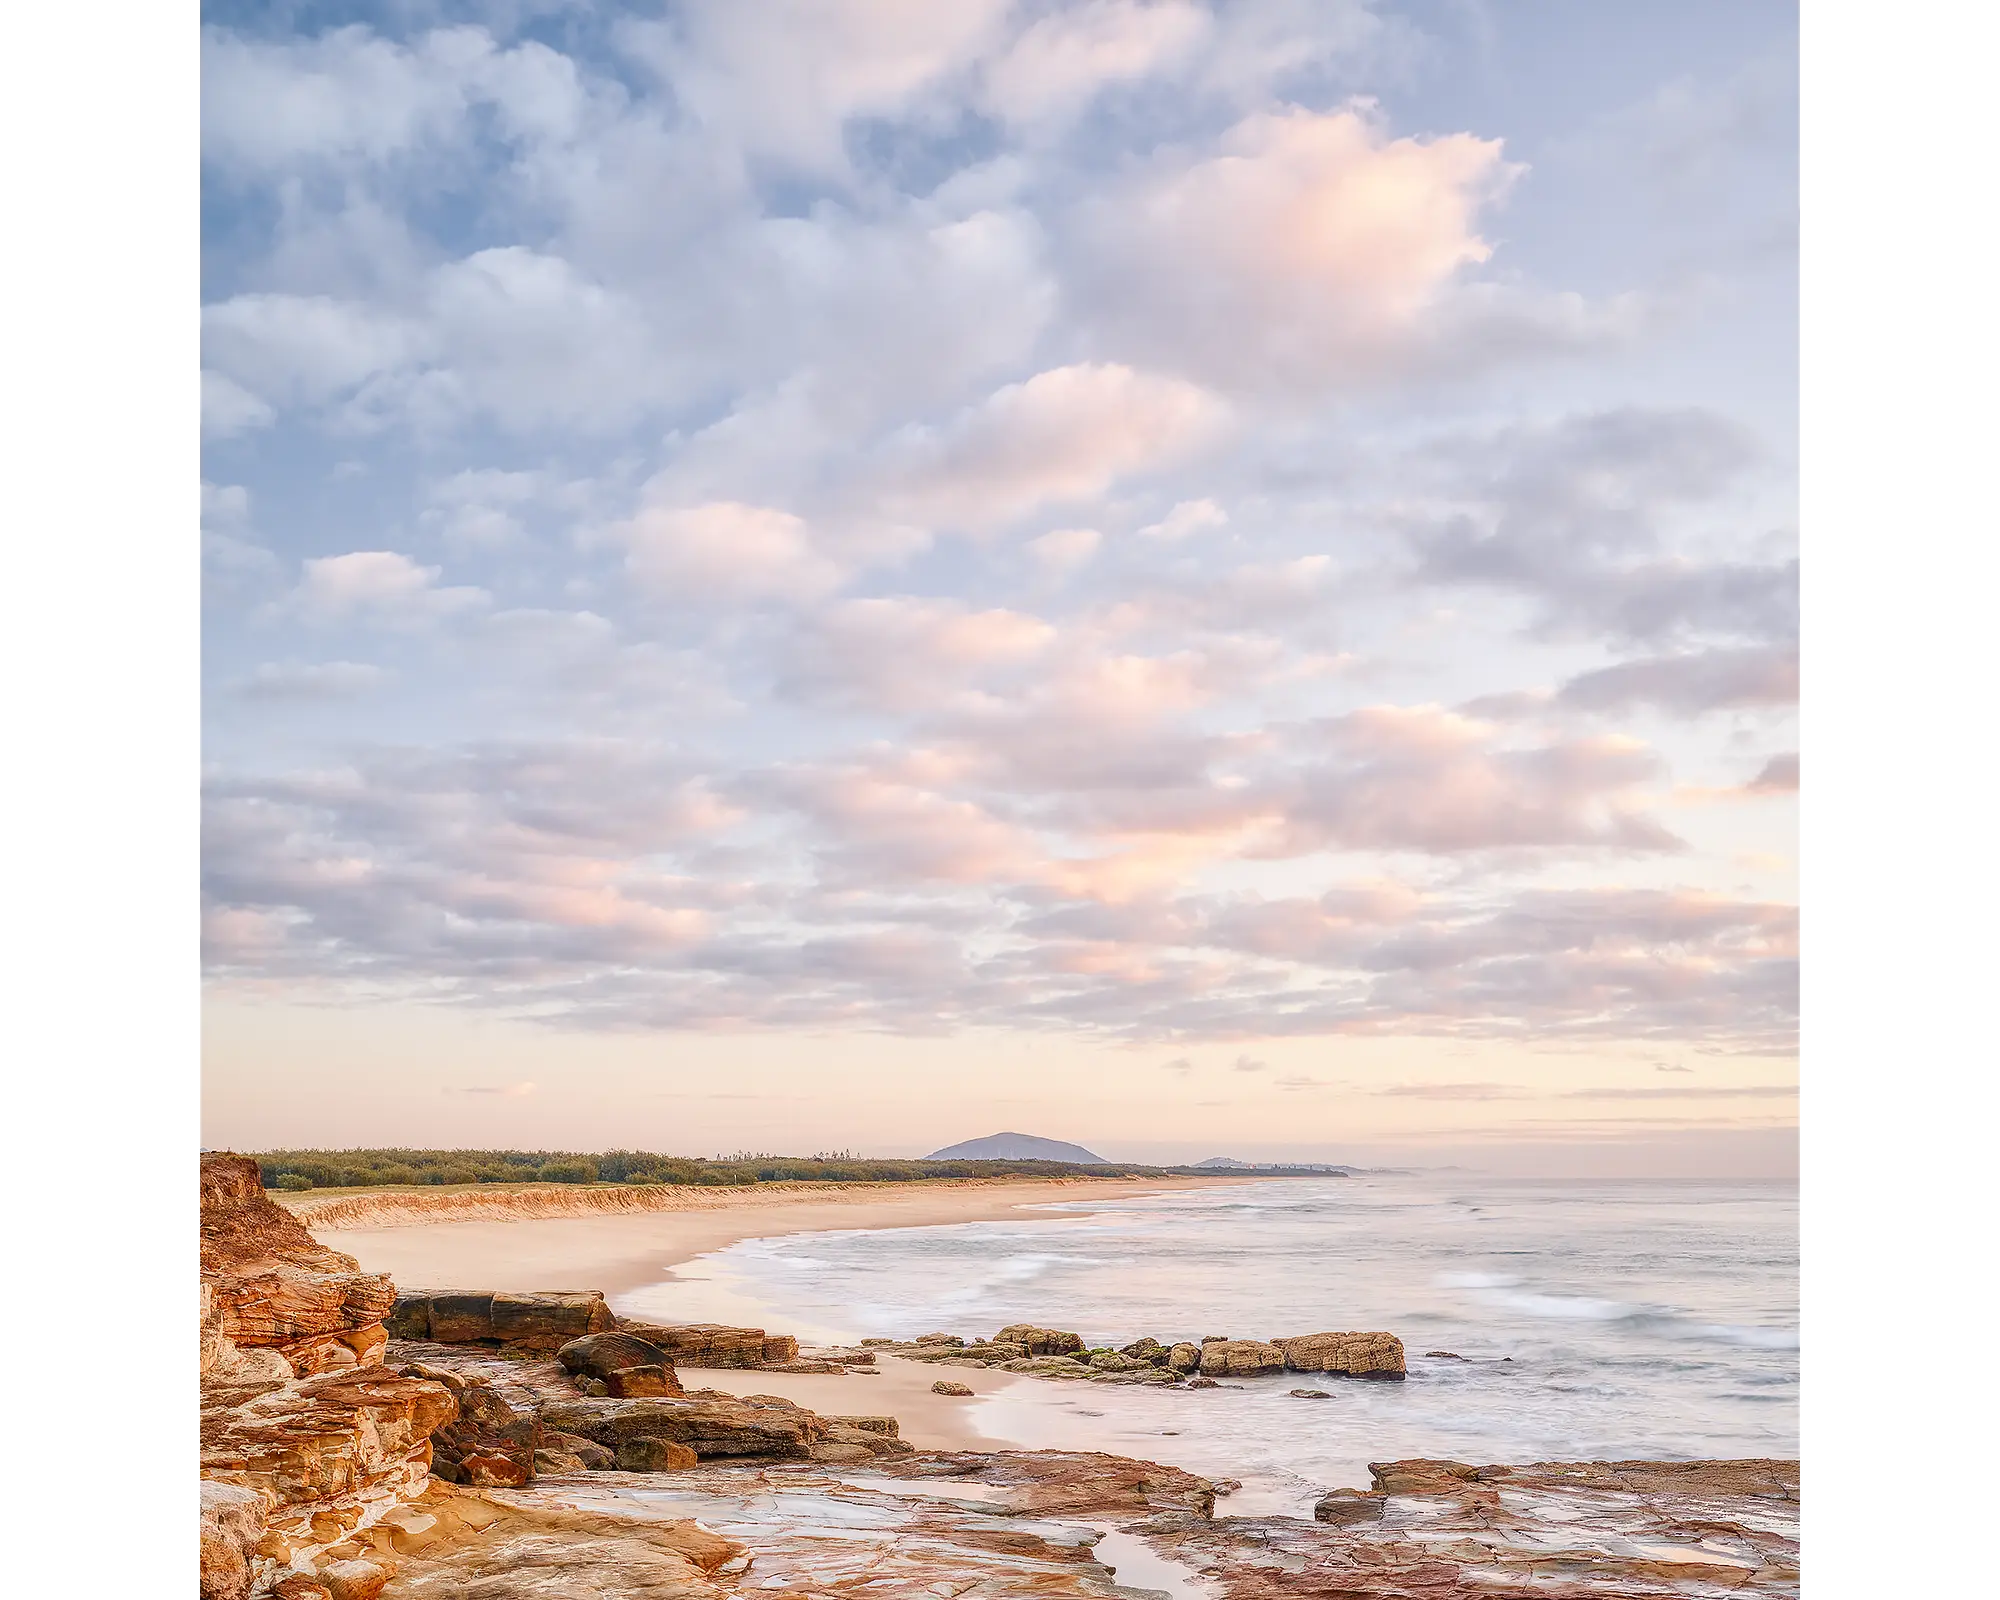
<box><xmin>306</xmin><ymin>1176</ymin><xmax>1220</xmax><ymax>1299</ymax></box>
<box><xmin>306</xmin><ymin>1176</ymin><xmax>1220</xmax><ymax>1450</ymax></box>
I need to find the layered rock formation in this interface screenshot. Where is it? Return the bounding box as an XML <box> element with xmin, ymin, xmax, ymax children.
<box><xmin>385</xmin><ymin>1290</ymin><xmax>613</xmax><ymax>1351</ymax></box>
<box><xmin>1273</xmin><ymin>1330</ymin><xmax>1405</xmax><ymax>1379</ymax></box>
<box><xmin>867</xmin><ymin>1322</ymin><xmax>1407</xmax><ymax>1385</ymax></box>
<box><xmin>201</xmin><ymin>1154</ymin><xmax>460</xmax><ymax>1598</ymax></box>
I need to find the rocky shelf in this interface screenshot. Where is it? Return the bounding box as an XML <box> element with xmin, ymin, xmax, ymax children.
<box><xmin>198</xmin><ymin>1152</ymin><xmax>1799</xmax><ymax>1599</ymax></box>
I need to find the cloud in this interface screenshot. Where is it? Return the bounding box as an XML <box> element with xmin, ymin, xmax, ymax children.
<box><xmin>446</xmin><ymin>1081</ymin><xmax>539</xmax><ymax>1098</ymax></box>
<box><xmin>1138</xmin><ymin>499</ymin><xmax>1228</xmax><ymax>541</ymax></box>
<box><xmin>1744</xmin><ymin>752</ymin><xmax>1798</xmax><ymax>793</ymax></box>
<box><xmin>981</xmin><ymin>0</ymin><xmax>1209</xmax><ymax>129</ymax></box>
<box><xmin>289</xmin><ymin>551</ymin><xmax>490</xmax><ymax>626</ymax></box>
<box><xmin>1232</xmin><ymin>1055</ymin><xmax>1267</xmax><ymax>1073</ymax></box>
<box><xmin>232</xmin><ymin>661</ymin><xmax>392</xmax><ymax>700</ymax></box>
<box><xmin>879</xmin><ymin>363</ymin><xmax>1223</xmax><ymax>530</ymax></box>
<box><xmin>1028</xmin><ymin>526</ymin><xmax>1103</xmax><ymax>578</ymax></box>
<box><xmin>1161</xmin><ymin>1055</ymin><xmax>1195</xmax><ymax>1074</ymax></box>
<box><xmin>617</xmin><ymin>501</ymin><xmax>847</xmax><ymax>607</ymax></box>
<box><xmin>1073</xmin><ymin>104</ymin><xmax>1520</xmax><ymax>388</ymax></box>
<box><xmin>1563</xmin><ymin>1083</ymin><xmax>1794</xmax><ymax>1100</ymax></box>
<box><xmin>202</xmin><ymin>370</ymin><xmax>276</xmax><ymax>438</ymax></box>
<box><xmin>1557</xmin><ymin>646</ymin><xmax>1798</xmax><ymax>714</ymax></box>
<box><xmin>1378</xmin><ymin>1082</ymin><xmax>1527</xmax><ymax>1100</ymax></box>
<box><xmin>782</xmin><ymin>595</ymin><xmax>1056</xmax><ymax>710</ymax></box>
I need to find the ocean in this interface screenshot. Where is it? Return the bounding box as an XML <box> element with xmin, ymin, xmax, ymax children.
<box><xmin>617</xmin><ymin>1175</ymin><xmax>1799</xmax><ymax>1514</ymax></box>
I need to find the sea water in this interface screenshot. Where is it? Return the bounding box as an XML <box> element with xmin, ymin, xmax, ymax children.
<box><xmin>615</xmin><ymin>1176</ymin><xmax>1797</xmax><ymax>1512</ymax></box>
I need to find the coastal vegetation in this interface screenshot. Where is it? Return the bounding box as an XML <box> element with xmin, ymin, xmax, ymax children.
<box><xmin>246</xmin><ymin>1148</ymin><xmax>1164</xmax><ymax>1191</ymax></box>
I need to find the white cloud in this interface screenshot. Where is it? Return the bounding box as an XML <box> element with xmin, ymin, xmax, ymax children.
<box><xmin>982</xmin><ymin>1</ymin><xmax>1209</xmax><ymax>129</ymax></box>
<box><xmin>618</xmin><ymin>500</ymin><xmax>847</xmax><ymax>606</ymax></box>
<box><xmin>233</xmin><ymin>660</ymin><xmax>391</xmax><ymax>700</ymax></box>
<box><xmin>201</xmin><ymin>370</ymin><xmax>276</xmax><ymax>438</ymax></box>
<box><xmin>1028</xmin><ymin>526</ymin><xmax>1103</xmax><ymax>578</ymax></box>
<box><xmin>1138</xmin><ymin>498</ymin><xmax>1228</xmax><ymax>541</ymax></box>
<box><xmin>290</xmin><ymin>551</ymin><xmax>490</xmax><ymax>626</ymax></box>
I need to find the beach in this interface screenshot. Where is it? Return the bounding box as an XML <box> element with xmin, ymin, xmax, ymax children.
<box><xmin>301</xmin><ymin>1175</ymin><xmax>1223</xmax><ymax>1452</ymax></box>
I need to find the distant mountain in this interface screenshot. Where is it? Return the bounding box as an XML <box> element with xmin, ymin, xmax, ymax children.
<box><xmin>1194</xmin><ymin>1156</ymin><xmax>1251</xmax><ymax>1168</ymax></box>
<box><xmin>925</xmin><ymin>1132</ymin><xmax>1108</xmax><ymax>1163</ymax></box>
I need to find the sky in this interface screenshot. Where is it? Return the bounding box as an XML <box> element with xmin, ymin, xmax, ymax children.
<box><xmin>199</xmin><ymin>0</ymin><xmax>1798</xmax><ymax>1174</ymax></box>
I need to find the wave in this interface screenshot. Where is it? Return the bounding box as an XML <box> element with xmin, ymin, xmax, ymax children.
<box><xmin>1436</xmin><ymin>1271</ymin><xmax>1797</xmax><ymax>1349</ymax></box>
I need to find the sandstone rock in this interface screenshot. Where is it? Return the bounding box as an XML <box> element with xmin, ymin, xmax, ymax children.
<box><xmin>1087</xmin><ymin>1350</ymin><xmax>1139</xmax><ymax>1371</ymax></box>
<box><xmin>543</xmin><ymin>1431</ymin><xmax>615</xmax><ymax>1470</ymax></box>
<box><xmin>1197</xmin><ymin>1338</ymin><xmax>1285</xmax><ymax>1377</ymax></box>
<box><xmin>1426</xmin><ymin>1349</ymin><xmax>1467</xmax><ymax>1359</ymax></box>
<box><xmin>427</xmin><ymin>1372</ymin><xmax>540</xmax><ymax>1487</ymax></box>
<box><xmin>616</xmin><ymin>1436</ymin><xmax>698</xmax><ymax>1471</ymax></box>
<box><xmin>1289</xmin><ymin>1388</ymin><xmax>1333</xmax><ymax>1399</ymax></box>
<box><xmin>540</xmin><ymin>1394</ymin><xmax>827</xmax><ymax>1459</ymax></box>
<box><xmin>615</xmin><ymin>1319</ymin><xmax>797</xmax><ymax>1368</ymax></box>
<box><xmin>1185</xmin><ymin>1377</ymin><xmax>1219</xmax><ymax>1389</ymax></box>
<box><xmin>1313</xmin><ymin>1487</ymin><xmax>1385</xmax><ymax>1524</ymax></box>
<box><xmin>269</xmin><ymin>1577</ymin><xmax>333</xmax><ymax>1600</ymax></box>
<box><xmin>201</xmin><ymin>1155</ymin><xmax>397</xmax><ymax>1358</ymax></box>
<box><xmin>810</xmin><ymin>1441</ymin><xmax>876</xmax><ymax>1463</ymax></box>
<box><xmin>995</xmin><ymin>1323</ymin><xmax>1084</xmax><ymax>1356</ymax></box>
<box><xmin>202</xmin><ymin>1365</ymin><xmax>457</xmax><ymax>1511</ymax></box>
<box><xmin>932</xmin><ymin>1380</ymin><xmax>974</xmax><ymax>1396</ymax></box>
<box><xmin>534</xmin><ymin>1449</ymin><xmax>587</xmax><ymax>1474</ymax></box>
<box><xmin>557</xmin><ymin>1331</ymin><xmax>685</xmax><ymax>1398</ymax></box>
<box><xmin>915</xmin><ymin>1331</ymin><xmax>965</xmax><ymax>1345</ymax></box>
<box><xmin>389</xmin><ymin>1290</ymin><xmax>614</xmax><ymax>1350</ymax></box>
<box><xmin>321</xmin><ymin>1557</ymin><xmax>392</xmax><ymax>1600</ymax></box>
<box><xmin>199</xmin><ymin>1479</ymin><xmax>266</xmax><ymax>1600</ymax></box>
<box><xmin>1167</xmin><ymin>1341</ymin><xmax>1201</xmax><ymax>1373</ymax></box>
<box><xmin>1119</xmin><ymin>1337</ymin><xmax>1169</xmax><ymax>1364</ymax></box>
<box><xmin>1274</xmin><ymin>1330</ymin><xmax>1407</xmax><ymax>1380</ymax></box>
<box><xmin>827</xmin><ymin>1415</ymin><xmax>900</xmax><ymax>1435</ymax></box>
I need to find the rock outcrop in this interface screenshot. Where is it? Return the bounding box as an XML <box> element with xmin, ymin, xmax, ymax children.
<box><xmin>1274</xmin><ymin>1330</ymin><xmax>1406</xmax><ymax>1379</ymax></box>
<box><xmin>385</xmin><ymin>1290</ymin><xmax>614</xmax><ymax>1351</ymax></box>
<box><xmin>995</xmin><ymin>1323</ymin><xmax>1085</xmax><ymax>1355</ymax></box>
<box><xmin>615</xmin><ymin>1318</ymin><xmax>800</xmax><ymax>1368</ymax></box>
<box><xmin>1198</xmin><ymin>1338</ymin><xmax>1287</xmax><ymax>1377</ymax></box>
<box><xmin>202</xmin><ymin>1154</ymin><xmax>399</xmax><ymax>1377</ymax></box>
<box><xmin>201</xmin><ymin>1154</ymin><xmax>461</xmax><ymax>1594</ymax></box>
<box><xmin>539</xmin><ymin>1393</ymin><xmax>830</xmax><ymax>1460</ymax></box>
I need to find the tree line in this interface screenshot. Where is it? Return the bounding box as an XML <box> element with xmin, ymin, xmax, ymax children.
<box><xmin>249</xmin><ymin>1148</ymin><xmax>1164</xmax><ymax>1191</ymax></box>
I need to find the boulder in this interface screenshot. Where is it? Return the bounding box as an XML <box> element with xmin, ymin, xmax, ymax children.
<box><xmin>932</xmin><ymin>1380</ymin><xmax>974</xmax><ymax>1396</ymax></box>
<box><xmin>1167</xmin><ymin>1342</ymin><xmax>1202</xmax><ymax>1374</ymax></box>
<box><xmin>827</xmin><ymin>1416</ymin><xmax>900</xmax><ymax>1436</ymax></box>
<box><xmin>320</xmin><ymin>1558</ymin><xmax>392</xmax><ymax>1600</ymax></box>
<box><xmin>615</xmin><ymin>1319</ymin><xmax>798</xmax><ymax>1367</ymax></box>
<box><xmin>1119</xmin><ymin>1337</ymin><xmax>1169</xmax><ymax>1365</ymax></box>
<box><xmin>1186</xmin><ymin>1377</ymin><xmax>1219</xmax><ymax>1389</ymax></box>
<box><xmin>915</xmin><ymin>1332</ymin><xmax>966</xmax><ymax>1346</ymax></box>
<box><xmin>1313</xmin><ymin>1488</ymin><xmax>1387</xmax><ymax>1525</ymax></box>
<box><xmin>1198</xmin><ymin>1339</ymin><xmax>1286</xmax><ymax>1377</ymax></box>
<box><xmin>427</xmin><ymin>1373</ymin><xmax>540</xmax><ymax>1487</ymax></box>
<box><xmin>556</xmin><ymin>1331</ymin><xmax>685</xmax><ymax>1398</ymax></box>
<box><xmin>539</xmin><ymin>1394</ymin><xmax>827</xmax><ymax>1459</ymax></box>
<box><xmin>269</xmin><ymin>1578</ymin><xmax>334</xmax><ymax>1600</ymax></box>
<box><xmin>1274</xmin><ymin>1331</ymin><xmax>1407</xmax><ymax>1380</ymax></box>
<box><xmin>1289</xmin><ymin>1388</ymin><xmax>1333</xmax><ymax>1399</ymax></box>
<box><xmin>543</xmin><ymin>1431</ymin><xmax>614</xmax><ymax>1470</ymax></box>
<box><xmin>199</xmin><ymin>1480</ymin><xmax>266</xmax><ymax>1600</ymax></box>
<box><xmin>824</xmin><ymin>1425</ymin><xmax>915</xmax><ymax>1457</ymax></box>
<box><xmin>616</xmin><ymin>1436</ymin><xmax>698</xmax><ymax>1471</ymax></box>
<box><xmin>1088</xmin><ymin>1351</ymin><xmax>1138</xmax><ymax>1371</ymax></box>
<box><xmin>388</xmin><ymin>1290</ymin><xmax>613</xmax><ymax>1350</ymax></box>
<box><xmin>999</xmin><ymin>1355</ymin><xmax>1093</xmax><ymax>1378</ymax></box>
<box><xmin>995</xmin><ymin>1324</ymin><xmax>1084</xmax><ymax>1356</ymax></box>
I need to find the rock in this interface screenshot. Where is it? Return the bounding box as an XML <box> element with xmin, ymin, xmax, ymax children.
<box><xmin>388</xmin><ymin>1290</ymin><xmax>613</xmax><ymax>1350</ymax></box>
<box><xmin>534</xmin><ymin>1449</ymin><xmax>587</xmax><ymax>1473</ymax></box>
<box><xmin>932</xmin><ymin>1380</ymin><xmax>974</xmax><ymax>1396</ymax></box>
<box><xmin>1167</xmin><ymin>1341</ymin><xmax>1201</xmax><ymax>1373</ymax></box>
<box><xmin>269</xmin><ymin>1578</ymin><xmax>333</xmax><ymax>1600</ymax></box>
<box><xmin>1289</xmin><ymin>1388</ymin><xmax>1333</xmax><ymax>1399</ymax></box>
<box><xmin>1426</xmin><ymin>1349</ymin><xmax>1467</xmax><ymax>1359</ymax></box>
<box><xmin>615</xmin><ymin>1319</ymin><xmax>798</xmax><ymax>1368</ymax></box>
<box><xmin>199</xmin><ymin>1480</ymin><xmax>266</xmax><ymax>1600</ymax></box>
<box><xmin>1212</xmin><ymin>1478</ymin><xmax>1242</xmax><ymax>1495</ymax></box>
<box><xmin>540</xmin><ymin>1394</ymin><xmax>827</xmax><ymax>1459</ymax></box>
<box><xmin>615</xmin><ymin>1436</ymin><xmax>698</xmax><ymax>1471</ymax></box>
<box><xmin>1119</xmin><ymin>1337</ymin><xmax>1170</xmax><ymax>1365</ymax></box>
<box><xmin>825</xmin><ymin>1424</ymin><xmax>916</xmax><ymax>1456</ymax></box>
<box><xmin>543</xmin><ymin>1431</ymin><xmax>614</xmax><ymax>1470</ymax></box>
<box><xmin>1313</xmin><ymin>1487</ymin><xmax>1386</xmax><ymax>1524</ymax></box>
<box><xmin>556</xmin><ymin>1331</ymin><xmax>685</xmax><ymax>1397</ymax></box>
<box><xmin>1197</xmin><ymin>1339</ymin><xmax>1286</xmax><ymax>1377</ymax></box>
<box><xmin>915</xmin><ymin>1332</ymin><xmax>966</xmax><ymax>1346</ymax></box>
<box><xmin>859</xmin><ymin>1337</ymin><xmax>897</xmax><ymax>1346</ymax></box>
<box><xmin>1199</xmin><ymin>1334</ymin><xmax>1229</xmax><ymax>1344</ymax></box>
<box><xmin>1185</xmin><ymin>1377</ymin><xmax>1219</xmax><ymax>1389</ymax></box>
<box><xmin>200</xmin><ymin>1155</ymin><xmax>397</xmax><ymax>1369</ymax></box>
<box><xmin>427</xmin><ymin>1372</ymin><xmax>541</xmax><ymax>1487</ymax></box>
<box><xmin>1000</xmin><ymin>1355</ymin><xmax>1093</xmax><ymax>1378</ymax></box>
<box><xmin>995</xmin><ymin>1323</ymin><xmax>1085</xmax><ymax>1356</ymax></box>
<box><xmin>1087</xmin><ymin>1351</ymin><xmax>1138</xmax><ymax>1371</ymax></box>
<box><xmin>202</xmin><ymin>1364</ymin><xmax>457</xmax><ymax>1520</ymax></box>
<box><xmin>320</xmin><ymin>1558</ymin><xmax>392</xmax><ymax>1600</ymax></box>
<box><xmin>1274</xmin><ymin>1330</ymin><xmax>1408</xmax><ymax>1380</ymax></box>
<box><xmin>828</xmin><ymin>1416</ymin><xmax>900</xmax><ymax>1435</ymax></box>
<box><xmin>809</xmin><ymin>1441</ymin><xmax>877</xmax><ymax>1463</ymax></box>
